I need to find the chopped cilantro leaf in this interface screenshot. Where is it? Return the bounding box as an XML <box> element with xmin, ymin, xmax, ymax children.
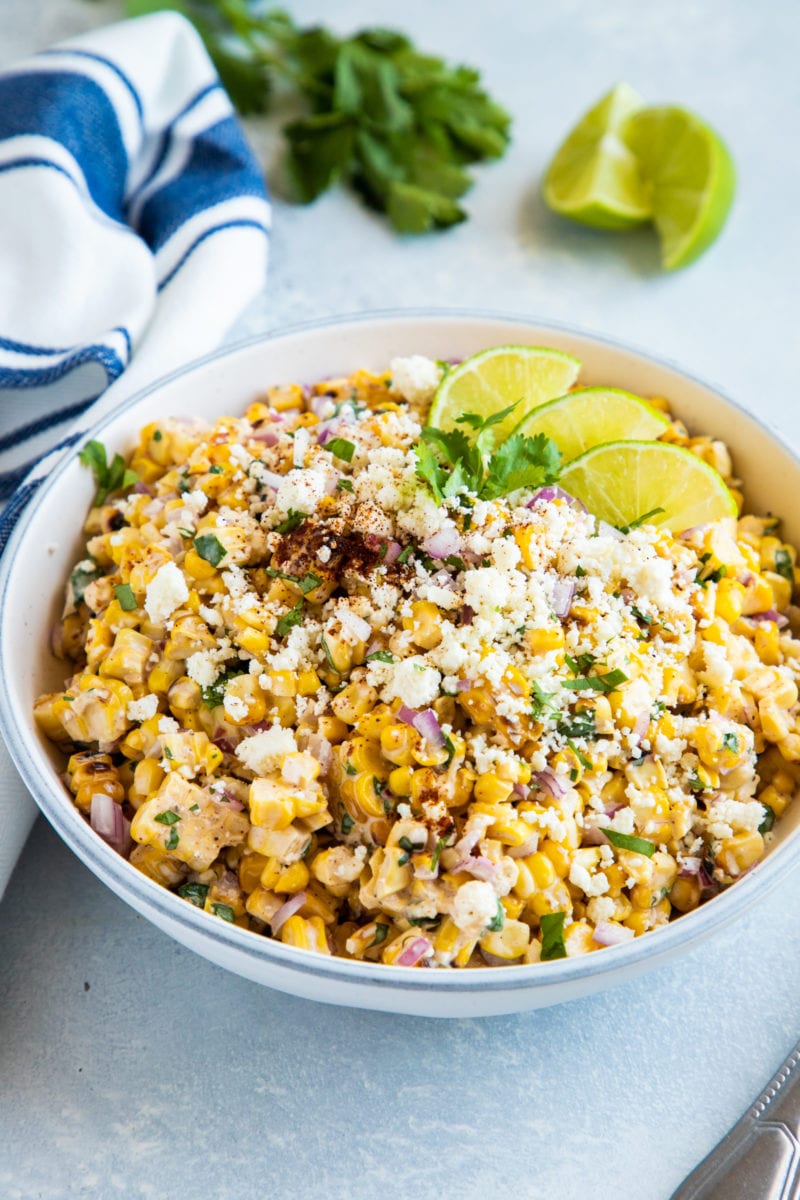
<box><xmin>531</xmin><ymin>680</ymin><xmax>558</xmax><ymax>720</ymax></box>
<box><xmin>69</xmin><ymin>559</ymin><xmax>103</xmax><ymax>605</ymax></box>
<box><xmin>566</xmin><ymin>652</ymin><xmax>597</xmax><ymax>676</ymax></box>
<box><xmin>194</xmin><ymin>533</ymin><xmax>227</xmax><ymax>567</ymax></box>
<box><xmin>114</xmin><ymin>583</ymin><xmax>137</xmax><ymax>612</ymax></box>
<box><xmin>415</xmin><ymin>413</ymin><xmax>561</xmax><ymax>503</ymax></box>
<box><xmin>774</xmin><ymin>548</ymin><xmax>794</xmax><ymax>586</ymax></box>
<box><xmin>275</xmin><ymin>509</ymin><xmax>306</xmax><ymax>534</ymax></box>
<box><xmin>567</xmin><ymin>739</ymin><xmax>592</xmax><ymax>769</ymax></box>
<box><xmin>152</xmin><ymin>430</ymin><xmax>163</xmax><ymax>442</ymax></box>
<box><xmin>208</xmin><ymin>464</ymin><xmax>224</xmax><ymax>475</ymax></box>
<box><xmin>396</xmin><ymin>544</ymin><xmax>415</xmax><ymax>565</ymax></box>
<box><xmin>601</xmin><ymin>828</ymin><xmax>656</xmax><ymax>857</ymax></box>
<box><xmin>337</xmin><ymin>478</ymin><xmax>354</xmax><ymax>492</ymax></box>
<box><xmin>201</xmin><ymin>664</ymin><xmax>248</xmax><ymax>709</ymax></box>
<box><xmin>563</xmin><ymin>668</ymin><xmax>628</xmax><ymax>693</ymax></box>
<box><xmin>759</xmin><ymin>804</ymin><xmax>776</xmax><ymax>834</ymax></box>
<box><xmin>366</xmin><ymin>650</ymin><xmax>394</xmax><ymax>663</ymax></box>
<box><xmin>320</xmin><ymin>632</ymin><xmax>341</xmax><ymax>673</ymax></box>
<box><xmin>369</xmin><ymin>922</ymin><xmax>390</xmax><ymax>947</ymax></box>
<box><xmin>556</xmin><ymin>710</ymin><xmax>596</xmax><ymax>739</ymax></box>
<box><xmin>341</xmin><ymin>812</ymin><xmax>355</xmax><ymax>834</ymax></box>
<box><xmin>722</xmin><ymin>732</ymin><xmax>740</xmax><ymax>753</ymax></box>
<box><xmin>165</xmin><ymin>827</ymin><xmax>180</xmax><ymax>852</ymax></box>
<box><xmin>211</xmin><ymin>902</ymin><xmax>235</xmax><ymax>922</ymax></box>
<box><xmin>345</xmin><ymin>761</ymin><xmax>358</xmax><ymax>776</ymax></box>
<box><xmin>487</xmin><ymin>899</ymin><xmax>505</xmax><ymax>933</ymax></box>
<box><xmin>631</xmin><ymin>606</ymin><xmax>653</xmax><ymax>626</ymax></box>
<box><xmin>177</xmin><ymin>882</ymin><xmax>209</xmax><ymax>908</ymax></box>
<box><xmin>326</xmin><ymin>437</ymin><xmax>355</xmax><ymax>463</ymax></box>
<box><xmin>154</xmin><ymin>810</ymin><xmax>180</xmax><ymax>826</ymax></box>
<box><xmin>276</xmin><ymin>600</ymin><xmax>304</xmax><ymax>638</ymax></box>
<box><xmin>540</xmin><ymin>911</ymin><xmax>567</xmax><ymax>960</ymax></box>
<box><xmin>430</xmin><ymin>837</ymin><xmax>446</xmax><ymax>873</ymax></box>
<box><xmin>77</xmin><ymin>440</ymin><xmax>139</xmax><ymax>506</ymax></box>
<box><xmin>617</xmin><ymin>507</ymin><xmax>665</xmax><ymax>534</ymax></box>
<box><xmin>575</xmin><ymin>565</ymin><xmax>587</xmax><ymax>577</ymax></box>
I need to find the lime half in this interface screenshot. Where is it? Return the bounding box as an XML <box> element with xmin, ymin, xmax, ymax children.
<box><xmin>513</xmin><ymin>387</ymin><xmax>669</xmax><ymax>463</ymax></box>
<box><xmin>543</xmin><ymin>83</ymin><xmax>652</xmax><ymax>230</ymax></box>
<box><xmin>624</xmin><ymin>106</ymin><xmax>735</xmax><ymax>270</ymax></box>
<box><xmin>428</xmin><ymin>345</ymin><xmax>581</xmax><ymax>440</ymax></box>
<box><xmin>558</xmin><ymin>440</ymin><xmax>737</xmax><ymax>532</ymax></box>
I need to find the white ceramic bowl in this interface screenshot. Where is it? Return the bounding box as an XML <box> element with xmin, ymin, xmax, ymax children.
<box><xmin>3</xmin><ymin>310</ymin><xmax>800</xmax><ymax>1018</ymax></box>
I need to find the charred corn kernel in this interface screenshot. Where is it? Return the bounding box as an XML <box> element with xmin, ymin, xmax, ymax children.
<box><xmin>353</xmin><ymin>773</ymin><xmax>386</xmax><ymax>819</ymax></box>
<box><xmin>245</xmin><ymin>885</ymin><xmax>283</xmax><ymax>924</ymax></box>
<box><xmin>670</xmin><ymin>876</ymin><xmax>701</xmax><ymax>913</ymax></box>
<box><xmin>403</xmin><ymin>600</ymin><xmax>442</xmax><ymax>650</ymax></box>
<box><xmin>564</xmin><ymin>920</ymin><xmax>596</xmax><ymax>957</ymax></box>
<box><xmin>715</xmin><ymin>578</ymin><xmax>745</xmax><ymax>623</ymax></box>
<box><xmin>148</xmin><ymin>659</ymin><xmax>183</xmax><ymax>695</ymax></box>
<box><xmin>473</xmin><ymin>773</ymin><xmax>514</xmax><ymax>805</ymax></box>
<box><xmin>760</xmin><ymin>697</ymin><xmax>791</xmax><ymax>743</ymax></box>
<box><xmin>380</xmin><ymin>723</ymin><xmax>418</xmax><ymax>767</ymax></box>
<box><xmin>223</xmin><ymin>674</ymin><xmax>268</xmax><ymax>725</ymax></box>
<box><xmin>388</xmin><ymin>766</ymin><xmax>413</xmax><ymax>796</ymax></box>
<box><xmin>500</xmin><ymin>894</ymin><xmax>524</xmax><ymax>920</ymax></box>
<box><xmin>718</xmin><ymin>830</ymin><xmax>764</xmax><ymax>877</ymax></box>
<box><xmin>525</xmin><ymin>625</ymin><xmax>565</xmax><ymax>654</ymax></box>
<box><xmin>411</xmin><ymin>737</ymin><xmax>450</xmax><ymax>767</ymax></box>
<box><xmin>754</xmin><ymin>622</ymin><xmax>781</xmax><ymax>665</ymax></box>
<box><xmin>129</xmin><ymin>759</ymin><xmax>165</xmax><ymax>808</ymax></box>
<box><xmin>248</xmin><ymin>778</ymin><xmax>295</xmax><ymax>830</ymax></box>
<box><xmin>758</xmin><ymin>784</ymin><xmax>789</xmax><ymax>819</ymax></box>
<box><xmin>488</xmin><ymin>815</ymin><xmax>531</xmax><ymax>847</ymax></box>
<box><xmin>67</xmin><ymin>751</ymin><xmax>125</xmax><ymax>813</ymax></box>
<box><xmin>318</xmin><ymin>715</ymin><xmax>348</xmax><ymax>743</ymax></box>
<box><xmin>238</xmin><ymin>852</ymin><xmax>270</xmax><ymax>893</ymax></box>
<box><xmin>280</xmin><ymin>914</ymin><xmax>330</xmax><ymax>954</ymax></box>
<box><xmin>332</xmin><ymin>682</ymin><xmax>378</xmax><ymax>724</ymax></box>
<box><xmin>540</xmin><ymin>839</ymin><xmax>570</xmax><ymax>878</ymax></box>
<box><xmin>237</xmin><ymin>627</ymin><xmax>270</xmax><ymax>655</ymax></box>
<box><xmin>357</xmin><ymin>704</ymin><xmax>395</xmax><ymax>740</ymax></box>
<box><xmin>296</xmin><ymin>669</ymin><xmax>321</xmax><ymax>696</ymax></box>
<box><xmin>481</xmin><ymin>918</ymin><xmax>530</xmax><ymax>959</ymax></box>
<box><xmin>184</xmin><ymin>548</ymin><xmax>217</xmax><ymax>580</ymax></box>
<box><xmin>274</xmin><ymin>860</ymin><xmax>310</xmax><ymax>894</ymax></box>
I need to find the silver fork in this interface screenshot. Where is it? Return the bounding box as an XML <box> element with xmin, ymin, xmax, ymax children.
<box><xmin>670</xmin><ymin>1043</ymin><xmax>800</xmax><ymax>1199</ymax></box>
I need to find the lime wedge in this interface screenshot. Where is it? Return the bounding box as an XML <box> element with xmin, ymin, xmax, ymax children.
<box><xmin>543</xmin><ymin>83</ymin><xmax>652</xmax><ymax>230</ymax></box>
<box><xmin>513</xmin><ymin>388</ymin><xmax>669</xmax><ymax>462</ymax></box>
<box><xmin>558</xmin><ymin>440</ymin><xmax>737</xmax><ymax>532</ymax></box>
<box><xmin>623</xmin><ymin>106</ymin><xmax>735</xmax><ymax>270</ymax></box>
<box><xmin>428</xmin><ymin>345</ymin><xmax>581</xmax><ymax>439</ymax></box>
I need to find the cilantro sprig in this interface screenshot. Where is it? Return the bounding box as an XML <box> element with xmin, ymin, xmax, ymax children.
<box><xmin>78</xmin><ymin>440</ymin><xmax>139</xmax><ymax>507</ymax></box>
<box><xmin>124</xmin><ymin>2</ymin><xmax>510</xmax><ymax>233</ymax></box>
<box><xmin>415</xmin><ymin>404</ymin><xmax>561</xmax><ymax>503</ymax></box>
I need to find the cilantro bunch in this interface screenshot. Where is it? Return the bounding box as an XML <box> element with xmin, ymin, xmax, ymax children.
<box><xmin>124</xmin><ymin>0</ymin><xmax>511</xmax><ymax>232</ymax></box>
<box><xmin>415</xmin><ymin>403</ymin><xmax>562</xmax><ymax>503</ymax></box>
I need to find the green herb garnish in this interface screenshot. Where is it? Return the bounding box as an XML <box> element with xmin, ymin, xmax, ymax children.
<box><xmin>396</xmin><ymin>544</ymin><xmax>415</xmax><ymax>565</ymax></box>
<box><xmin>540</xmin><ymin>911</ymin><xmax>567</xmax><ymax>961</ymax></box>
<box><xmin>320</xmin><ymin>632</ymin><xmax>341</xmax><ymax>673</ymax></box>
<box><xmin>759</xmin><ymin>804</ymin><xmax>776</xmax><ymax>834</ymax></box>
<box><xmin>178</xmin><ymin>882</ymin><xmax>209</xmax><ymax>908</ymax></box>
<box><xmin>165</xmin><ymin>827</ymin><xmax>180</xmax><ymax>851</ymax></box>
<box><xmin>194</xmin><ymin>533</ymin><xmax>227</xmax><ymax>567</ymax></box>
<box><xmin>430</xmin><ymin>836</ymin><xmax>446</xmax><ymax>873</ymax></box>
<box><xmin>337</xmin><ymin>478</ymin><xmax>354</xmax><ymax>492</ymax></box>
<box><xmin>276</xmin><ymin>600</ymin><xmax>305</xmax><ymax>637</ymax></box>
<box><xmin>567</xmin><ymin>739</ymin><xmax>592</xmax><ymax>769</ymax></box>
<box><xmin>531</xmin><ymin>680</ymin><xmax>559</xmax><ymax>720</ymax></box>
<box><xmin>487</xmin><ymin>899</ymin><xmax>505</xmax><ymax>933</ymax></box>
<box><xmin>326</xmin><ymin>437</ymin><xmax>356</xmax><ymax>463</ymax></box>
<box><xmin>556</xmin><ymin>710</ymin><xmax>596</xmax><ymax>740</ymax></box>
<box><xmin>366</xmin><ymin>650</ymin><xmax>394</xmax><ymax>663</ymax></box>
<box><xmin>275</xmin><ymin>509</ymin><xmax>306</xmax><ymax>533</ymax></box>
<box><xmin>200</xmin><ymin>664</ymin><xmax>248</xmax><ymax>709</ymax></box>
<box><xmin>563</xmin><ymin>668</ymin><xmax>628</xmax><ymax>694</ymax></box>
<box><xmin>69</xmin><ymin>559</ymin><xmax>103</xmax><ymax>605</ymax></box>
<box><xmin>722</xmin><ymin>732</ymin><xmax>740</xmax><ymax>753</ymax></box>
<box><xmin>415</xmin><ymin>405</ymin><xmax>561</xmax><ymax>503</ymax></box>
<box><xmin>616</xmin><ymin>507</ymin><xmax>665</xmax><ymax>534</ymax></box>
<box><xmin>774</xmin><ymin>548</ymin><xmax>794</xmax><ymax>586</ymax></box>
<box><xmin>154</xmin><ymin>810</ymin><xmax>181</xmax><ymax>826</ymax></box>
<box><xmin>266</xmin><ymin>566</ymin><xmax>321</xmax><ymax>594</ymax></box>
<box><xmin>208</xmin><ymin>464</ymin><xmax>224</xmax><ymax>475</ymax></box>
<box><xmin>114</xmin><ymin>583</ymin><xmax>137</xmax><ymax>612</ymax></box>
<box><xmin>601</xmin><ymin>828</ymin><xmax>656</xmax><ymax>857</ymax></box>
<box><xmin>341</xmin><ymin>812</ymin><xmax>355</xmax><ymax>834</ymax></box>
<box><xmin>78</xmin><ymin>440</ymin><xmax>139</xmax><ymax>506</ymax></box>
<box><xmin>369</xmin><ymin>922</ymin><xmax>390</xmax><ymax>948</ymax></box>
<box><xmin>211</xmin><ymin>902</ymin><xmax>235</xmax><ymax>922</ymax></box>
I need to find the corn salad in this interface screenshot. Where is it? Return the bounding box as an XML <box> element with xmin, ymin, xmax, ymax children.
<box><xmin>35</xmin><ymin>356</ymin><xmax>800</xmax><ymax>967</ymax></box>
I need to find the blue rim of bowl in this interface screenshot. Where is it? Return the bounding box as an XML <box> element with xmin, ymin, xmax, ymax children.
<box><xmin>2</xmin><ymin>307</ymin><xmax>800</xmax><ymax>996</ymax></box>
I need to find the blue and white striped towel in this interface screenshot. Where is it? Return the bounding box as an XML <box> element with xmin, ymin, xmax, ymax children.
<box><xmin>0</xmin><ymin>11</ymin><xmax>271</xmax><ymax>896</ymax></box>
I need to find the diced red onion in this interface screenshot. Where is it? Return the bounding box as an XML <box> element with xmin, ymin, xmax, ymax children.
<box><xmin>423</xmin><ymin>527</ymin><xmax>462</xmax><ymax>559</ymax></box>
<box><xmin>143</xmin><ymin>497</ymin><xmax>166</xmax><ymax>520</ymax></box>
<box><xmin>532</xmin><ymin>768</ymin><xmax>566</xmax><ymax>799</ymax></box>
<box><xmin>598</xmin><ymin>520</ymin><xmax>624</xmax><ymax>541</ymax></box>
<box><xmin>307</xmin><ymin>732</ymin><xmax>333</xmax><ymax>773</ymax></box>
<box><xmin>431</xmin><ymin>569</ymin><xmax>457</xmax><ymax>590</ymax></box>
<box><xmin>397</xmin><ymin>704</ymin><xmax>419</xmax><ymax>727</ymax></box>
<box><xmin>551</xmin><ymin>577</ymin><xmax>575</xmax><ymax>619</ymax></box>
<box><xmin>748</xmin><ymin>609</ymin><xmax>790</xmax><ymax>629</ymax></box>
<box><xmin>512</xmin><ymin>781</ymin><xmax>530</xmax><ymax>800</ymax></box>
<box><xmin>582</xmin><ymin>825</ymin><xmax>611</xmax><ymax>847</ymax></box>
<box><xmin>395</xmin><ymin>936</ymin><xmax>432</xmax><ymax>967</ymax></box>
<box><xmin>453</xmin><ymin>829</ymin><xmax>483</xmax><ymax>859</ymax></box>
<box><xmin>527</xmin><ymin>486</ymin><xmax>586</xmax><ymax>511</ymax></box>
<box><xmin>679</xmin><ymin>856</ymin><xmax>702</xmax><ymax>877</ymax></box>
<box><xmin>212</xmin><ymin>789</ymin><xmax>245</xmax><ymax>811</ymax></box>
<box><xmin>453</xmin><ymin>855</ymin><xmax>498</xmax><ymax>882</ymax></box>
<box><xmin>258</xmin><ymin>467</ymin><xmax>285</xmax><ymax>491</ymax></box>
<box><xmin>411</xmin><ymin>708</ymin><xmax>445</xmax><ymax>748</ymax></box>
<box><xmin>737</xmin><ymin>571</ymin><xmax>755</xmax><ymax>587</ymax></box>
<box><xmin>270</xmin><ymin>892</ymin><xmax>307</xmax><ymax>934</ymax></box>
<box><xmin>384</xmin><ymin>541</ymin><xmax>402</xmax><ymax>565</ymax></box>
<box><xmin>480</xmin><ymin>949</ymin><xmax>516</xmax><ymax>967</ymax></box>
<box><xmin>460</xmin><ymin>605</ymin><xmax>475</xmax><ymax>626</ymax></box>
<box><xmin>90</xmin><ymin>793</ymin><xmax>126</xmax><ymax>852</ymax></box>
<box><xmin>251</xmin><ymin>429</ymin><xmax>281</xmax><ymax>446</ymax></box>
<box><xmin>309</xmin><ymin>395</ymin><xmax>334</xmax><ymax>418</ymax></box>
<box><xmin>633</xmin><ymin>710</ymin><xmax>651</xmax><ymax>740</ymax></box>
<box><xmin>133</xmin><ymin>481</ymin><xmax>154</xmax><ymax>496</ymax></box>
<box><xmin>317</xmin><ymin>425</ymin><xmax>334</xmax><ymax>446</ymax></box>
<box><xmin>339</xmin><ymin>608</ymin><xmax>371</xmax><ymax>643</ymax></box>
<box><xmin>592</xmin><ymin>921</ymin><xmax>634</xmax><ymax>947</ymax></box>
<box><xmin>213</xmin><ymin>735</ymin><xmax>239</xmax><ymax>755</ymax></box>
<box><xmin>508</xmin><ymin>834</ymin><xmax>539</xmax><ymax>858</ymax></box>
